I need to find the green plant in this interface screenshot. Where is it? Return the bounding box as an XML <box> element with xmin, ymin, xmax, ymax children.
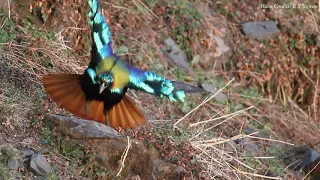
<box><xmin>0</xmin><ymin>145</ymin><xmax>20</xmax><ymax>179</ymax></box>
<box><xmin>0</xmin><ymin>10</ymin><xmax>17</xmax><ymax>44</ymax></box>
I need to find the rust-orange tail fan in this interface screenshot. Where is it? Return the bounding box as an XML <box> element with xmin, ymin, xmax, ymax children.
<box><xmin>43</xmin><ymin>74</ymin><xmax>106</xmax><ymax>124</ymax></box>
<box><xmin>43</xmin><ymin>74</ymin><xmax>147</xmax><ymax>129</ymax></box>
<box><xmin>107</xmin><ymin>96</ymin><xmax>146</xmax><ymax>129</ymax></box>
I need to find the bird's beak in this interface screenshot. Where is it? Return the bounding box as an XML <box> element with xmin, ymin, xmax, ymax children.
<box><xmin>99</xmin><ymin>82</ymin><xmax>106</xmax><ymax>94</ymax></box>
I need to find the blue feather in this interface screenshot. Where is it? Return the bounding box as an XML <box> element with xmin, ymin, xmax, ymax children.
<box><xmin>88</xmin><ymin>0</ymin><xmax>113</xmax><ymax>60</ymax></box>
<box><xmin>87</xmin><ymin>0</ymin><xmax>188</xmax><ymax>102</ymax></box>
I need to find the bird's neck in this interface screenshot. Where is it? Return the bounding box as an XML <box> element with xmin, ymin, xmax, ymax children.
<box><xmin>92</xmin><ymin>56</ymin><xmax>131</xmax><ymax>90</ymax></box>
<box><xmin>95</xmin><ymin>56</ymin><xmax>117</xmax><ymax>75</ymax></box>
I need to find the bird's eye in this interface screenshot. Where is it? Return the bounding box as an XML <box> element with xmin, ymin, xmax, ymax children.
<box><xmin>98</xmin><ymin>73</ymin><xmax>114</xmax><ymax>86</ymax></box>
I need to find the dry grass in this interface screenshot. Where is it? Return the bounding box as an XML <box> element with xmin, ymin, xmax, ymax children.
<box><xmin>160</xmin><ymin>83</ymin><xmax>293</xmax><ymax>179</ymax></box>
<box><xmin>1</xmin><ymin>0</ymin><xmax>319</xmax><ymax>179</ymax></box>
<box><xmin>1</xmin><ymin>34</ymin><xmax>87</xmax><ymax>83</ymax></box>
<box><xmin>0</xmin><ymin>60</ymin><xmax>36</xmax><ymax>130</ymax></box>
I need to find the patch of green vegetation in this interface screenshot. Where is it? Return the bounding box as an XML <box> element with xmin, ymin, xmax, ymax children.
<box><xmin>41</xmin><ymin>128</ymin><xmax>112</xmax><ymax>179</ymax></box>
<box><xmin>166</xmin><ymin>0</ymin><xmax>202</xmax><ymax>20</ymax></box>
<box><xmin>244</xmin><ymin>158</ymin><xmax>260</xmax><ymax>169</ymax></box>
<box><xmin>235</xmin><ymin>86</ymin><xmax>263</xmax><ymax>100</ymax></box>
<box><xmin>179</xmin><ymin>96</ymin><xmax>199</xmax><ymax>114</ymax></box>
<box><xmin>171</xmin><ymin>67</ymin><xmax>187</xmax><ymax>81</ymax></box>
<box><xmin>24</xmin><ymin>20</ymin><xmax>56</xmax><ymax>40</ymax></box>
<box><xmin>46</xmin><ymin>165</ymin><xmax>60</xmax><ymax>180</ymax></box>
<box><xmin>0</xmin><ymin>79</ymin><xmax>36</xmax><ymax>128</ymax></box>
<box><xmin>144</xmin><ymin>0</ymin><xmax>202</xmax><ymax>58</ymax></box>
<box><xmin>266</xmin><ymin>147</ymin><xmax>287</xmax><ymax>175</ymax></box>
<box><xmin>0</xmin><ymin>8</ymin><xmax>55</xmax><ymax>47</ymax></box>
<box><xmin>42</xmin><ymin>128</ymin><xmax>57</xmax><ymax>145</ymax></box>
<box><xmin>0</xmin><ymin>10</ymin><xmax>18</xmax><ymax>44</ymax></box>
<box><xmin>215</xmin><ymin>0</ymin><xmax>233</xmax><ymax>19</ymax></box>
<box><xmin>0</xmin><ymin>145</ymin><xmax>20</xmax><ymax>179</ymax></box>
<box><xmin>60</xmin><ymin>142</ymin><xmax>85</xmax><ymax>167</ymax></box>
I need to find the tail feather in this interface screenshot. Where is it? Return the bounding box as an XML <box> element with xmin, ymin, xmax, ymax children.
<box><xmin>43</xmin><ymin>74</ymin><xmax>147</xmax><ymax>129</ymax></box>
<box><xmin>107</xmin><ymin>96</ymin><xmax>146</xmax><ymax>129</ymax></box>
<box><xmin>88</xmin><ymin>100</ymin><xmax>105</xmax><ymax>123</ymax></box>
<box><xmin>43</xmin><ymin>74</ymin><xmax>106</xmax><ymax>124</ymax></box>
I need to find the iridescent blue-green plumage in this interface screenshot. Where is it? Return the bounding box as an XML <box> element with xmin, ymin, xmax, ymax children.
<box><xmin>43</xmin><ymin>0</ymin><xmax>206</xmax><ymax>129</ymax></box>
<box><xmin>86</xmin><ymin>0</ymin><xmax>191</xmax><ymax>102</ymax></box>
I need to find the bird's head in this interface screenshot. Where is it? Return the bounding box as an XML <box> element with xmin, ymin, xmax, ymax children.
<box><xmin>98</xmin><ymin>73</ymin><xmax>114</xmax><ymax>94</ymax></box>
<box><xmin>86</xmin><ymin>68</ymin><xmax>114</xmax><ymax>94</ymax></box>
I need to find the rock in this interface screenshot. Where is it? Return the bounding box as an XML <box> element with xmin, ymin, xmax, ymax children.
<box><xmin>239</xmin><ymin>137</ymin><xmax>250</xmax><ymax>145</ymax></box>
<box><xmin>29</xmin><ymin>154</ymin><xmax>52</xmax><ymax>176</ymax></box>
<box><xmin>71</xmin><ymin>138</ymin><xmax>185</xmax><ymax>179</ymax></box>
<box><xmin>210</xmin><ymin>34</ymin><xmax>230</xmax><ymax>58</ymax></box>
<box><xmin>297</xmin><ymin>149</ymin><xmax>320</xmax><ymax>179</ymax></box>
<box><xmin>237</xmin><ymin>137</ymin><xmax>260</xmax><ymax>156</ymax></box>
<box><xmin>300</xmin><ymin>149</ymin><xmax>320</xmax><ymax>170</ymax></box>
<box><xmin>241</xmin><ymin>21</ymin><xmax>280</xmax><ymax>40</ymax></box>
<box><xmin>8</xmin><ymin>157</ymin><xmax>20</xmax><ymax>170</ymax></box>
<box><xmin>243</xmin><ymin>143</ymin><xmax>260</xmax><ymax>156</ymax></box>
<box><xmin>200</xmin><ymin>83</ymin><xmax>228</xmax><ymax>102</ymax></box>
<box><xmin>22</xmin><ymin>138</ymin><xmax>33</xmax><ymax>144</ymax></box>
<box><xmin>44</xmin><ymin>114</ymin><xmax>121</xmax><ymax>139</ymax></box>
<box><xmin>195</xmin><ymin>3</ymin><xmax>233</xmax><ymax>70</ymax></box>
<box><xmin>22</xmin><ymin>149</ymin><xmax>35</xmax><ymax>157</ymax></box>
<box><xmin>153</xmin><ymin>159</ymin><xmax>185</xmax><ymax>180</ymax></box>
<box><xmin>164</xmin><ymin>37</ymin><xmax>193</xmax><ymax>72</ymax></box>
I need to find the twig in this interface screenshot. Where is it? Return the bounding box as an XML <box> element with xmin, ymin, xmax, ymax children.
<box><xmin>191</xmin><ymin>132</ymin><xmax>259</xmax><ymax>146</ymax></box>
<box><xmin>173</xmin><ymin>78</ymin><xmax>235</xmax><ymax>129</ymax></box>
<box><xmin>299</xmin><ymin>67</ymin><xmax>318</xmax><ymax>119</ymax></box>
<box><xmin>7</xmin><ymin>0</ymin><xmax>11</xmax><ymax>19</ymax></box>
<box><xmin>237</xmin><ymin>170</ymin><xmax>282</xmax><ymax>180</ymax></box>
<box><xmin>117</xmin><ymin>136</ymin><xmax>131</xmax><ymax>176</ymax></box>
<box><xmin>189</xmin><ymin>107</ymin><xmax>228</xmax><ymax>141</ymax></box>
<box><xmin>303</xmin><ymin>159</ymin><xmax>320</xmax><ymax>179</ymax></box>
<box><xmin>246</xmin><ymin>135</ymin><xmax>294</xmax><ymax>146</ymax></box>
<box><xmin>190</xmin><ymin>106</ymin><xmax>253</xmax><ymax>128</ymax></box>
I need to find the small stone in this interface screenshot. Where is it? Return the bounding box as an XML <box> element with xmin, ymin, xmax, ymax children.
<box><xmin>23</xmin><ymin>149</ymin><xmax>35</xmax><ymax>157</ymax></box>
<box><xmin>23</xmin><ymin>138</ymin><xmax>33</xmax><ymax>144</ymax></box>
<box><xmin>244</xmin><ymin>143</ymin><xmax>260</xmax><ymax>156</ymax></box>
<box><xmin>153</xmin><ymin>159</ymin><xmax>182</xmax><ymax>179</ymax></box>
<box><xmin>164</xmin><ymin>37</ymin><xmax>192</xmax><ymax>72</ymax></box>
<box><xmin>241</xmin><ymin>21</ymin><xmax>280</xmax><ymax>40</ymax></box>
<box><xmin>244</xmin><ymin>127</ymin><xmax>257</xmax><ymax>135</ymax></box>
<box><xmin>29</xmin><ymin>154</ymin><xmax>51</xmax><ymax>176</ymax></box>
<box><xmin>200</xmin><ymin>83</ymin><xmax>228</xmax><ymax>102</ymax></box>
<box><xmin>236</xmin><ymin>137</ymin><xmax>250</xmax><ymax>145</ymax></box>
<box><xmin>8</xmin><ymin>157</ymin><xmax>20</xmax><ymax>170</ymax></box>
<box><xmin>211</xmin><ymin>35</ymin><xmax>230</xmax><ymax>57</ymax></box>
<box><xmin>225</xmin><ymin>140</ymin><xmax>238</xmax><ymax>151</ymax></box>
<box><xmin>300</xmin><ymin>149</ymin><xmax>320</xmax><ymax>169</ymax></box>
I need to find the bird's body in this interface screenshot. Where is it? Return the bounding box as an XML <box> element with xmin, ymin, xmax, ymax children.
<box><xmin>43</xmin><ymin>0</ymin><xmax>206</xmax><ymax>129</ymax></box>
<box><xmin>43</xmin><ymin>0</ymin><xmax>147</xmax><ymax>128</ymax></box>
